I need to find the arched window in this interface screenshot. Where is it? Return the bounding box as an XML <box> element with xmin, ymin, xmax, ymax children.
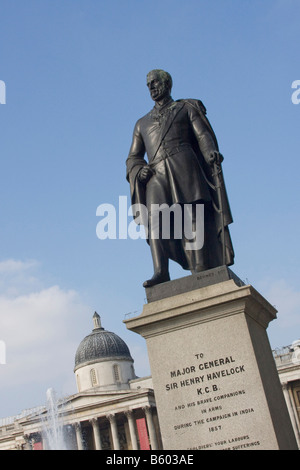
<box><xmin>113</xmin><ymin>364</ymin><xmax>121</xmax><ymax>383</ymax></box>
<box><xmin>90</xmin><ymin>368</ymin><xmax>98</xmax><ymax>387</ymax></box>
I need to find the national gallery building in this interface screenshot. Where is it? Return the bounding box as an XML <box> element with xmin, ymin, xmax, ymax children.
<box><xmin>0</xmin><ymin>313</ymin><xmax>162</xmax><ymax>450</ymax></box>
<box><xmin>0</xmin><ymin>312</ymin><xmax>299</xmax><ymax>450</ymax></box>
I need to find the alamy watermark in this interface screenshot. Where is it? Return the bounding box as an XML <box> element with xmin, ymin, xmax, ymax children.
<box><xmin>0</xmin><ymin>80</ymin><xmax>6</xmax><ymax>104</ymax></box>
<box><xmin>0</xmin><ymin>340</ymin><xmax>6</xmax><ymax>365</ymax></box>
<box><xmin>291</xmin><ymin>80</ymin><xmax>300</xmax><ymax>105</ymax></box>
<box><xmin>96</xmin><ymin>196</ymin><xmax>204</xmax><ymax>250</ymax></box>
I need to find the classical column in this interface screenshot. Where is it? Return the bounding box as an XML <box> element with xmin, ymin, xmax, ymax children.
<box><xmin>90</xmin><ymin>418</ymin><xmax>102</xmax><ymax>450</ymax></box>
<box><xmin>75</xmin><ymin>422</ymin><xmax>84</xmax><ymax>450</ymax></box>
<box><xmin>282</xmin><ymin>382</ymin><xmax>300</xmax><ymax>448</ymax></box>
<box><xmin>107</xmin><ymin>414</ymin><xmax>120</xmax><ymax>450</ymax></box>
<box><xmin>125</xmin><ymin>410</ymin><xmax>138</xmax><ymax>450</ymax></box>
<box><xmin>144</xmin><ymin>406</ymin><xmax>158</xmax><ymax>450</ymax></box>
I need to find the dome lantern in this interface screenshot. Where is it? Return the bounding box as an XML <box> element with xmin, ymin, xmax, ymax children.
<box><xmin>93</xmin><ymin>312</ymin><xmax>103</xmax><ymax>330</ymax></box>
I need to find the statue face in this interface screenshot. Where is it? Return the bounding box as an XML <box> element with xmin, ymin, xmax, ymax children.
<box><xmin>147</xmin><ymin>72</ymin><xmax>170</xmax><ymax>102</ymax></box>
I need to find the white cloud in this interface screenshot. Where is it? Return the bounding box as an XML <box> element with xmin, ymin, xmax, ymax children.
<box><xmin>1</xmin><ymin>285</ymin><xmax>82</xmax><ymax>350</ymax></box>
<box><xmin>0</xmin><ymin>259</ymin><xmax>42</xmax><ymax>298</ymax></box>
<box><xmin>0</xmin><ymin>259</ymin><xmax>91</xmax><ymax>412</ymax></box>
<box><xmin>0</xmin><ymin>259</ymin><xmax>38</xmax><ymax>274</ymax></box>
<box><xmin>258</xmin><ymin>278</ymin><xmax>300</xmax><ymax>348</ymax></box>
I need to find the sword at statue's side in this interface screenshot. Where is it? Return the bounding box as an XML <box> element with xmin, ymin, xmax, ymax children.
<box><xmin>211</xmin><ymin>151</ymin><xmax>226</xmax><ymax>266</ymax></box>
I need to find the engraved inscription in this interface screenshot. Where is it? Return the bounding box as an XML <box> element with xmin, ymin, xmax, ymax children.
<box><xmin>162</xmin><ymin>352</ymin><xmax>263</xmax><ymax>450</ymax></box>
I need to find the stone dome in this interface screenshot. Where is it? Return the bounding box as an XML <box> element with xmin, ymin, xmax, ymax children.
<box><xmin>74</xmin><ymin>312</ymin><xmax>133</xmax><ymax>371</ymax></box>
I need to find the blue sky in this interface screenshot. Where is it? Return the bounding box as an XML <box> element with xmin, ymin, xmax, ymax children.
<box><xmin>0</xmin><ymin>0</ymin><xmax>299</xmax><ymax>418</ymax></box>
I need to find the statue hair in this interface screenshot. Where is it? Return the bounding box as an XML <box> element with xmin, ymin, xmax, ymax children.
<box><xmin>147</xmin><ymin>69</ymin><xmax>173</xmax><ymax>92</ymax></box>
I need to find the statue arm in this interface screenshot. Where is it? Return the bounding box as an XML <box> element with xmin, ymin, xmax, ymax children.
<box><xmin>190</xmin><ymin>109</ymin><xmax>219</xmax><ymax>165</ymax></box>
<box><xmin>185</xmin><ymin>101</ymin><xmax>222</xmax><ymax>166</ymax></box>
<box><xmin>126</xmin><ymin>120</ymin><xmax>147</xmax><ymax>183</ymax></box>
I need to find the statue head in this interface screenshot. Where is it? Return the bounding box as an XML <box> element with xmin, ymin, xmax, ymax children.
<box><xmin>146</xmin><ymin>69</ymin><xmax>173</xmax><ymax>102</ymax></box>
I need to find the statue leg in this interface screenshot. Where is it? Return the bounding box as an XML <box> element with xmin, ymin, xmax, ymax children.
<box><xmin>143</xmin><ymin>237</ymin><xmax>170</xmax><ymax>288</ymax></box>
<box><xmin>143</xmin><ymin>206</ymin><xmax>170</xmax><ymax>290</ymax></box>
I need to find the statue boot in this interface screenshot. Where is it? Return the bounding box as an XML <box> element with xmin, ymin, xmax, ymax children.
<box><xmin>143</xmin><ymin>238</ymin><xmax>170</xmax><ymax>288</ymax></box>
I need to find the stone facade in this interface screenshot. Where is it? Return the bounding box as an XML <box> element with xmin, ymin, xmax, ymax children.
<box><xmin>273</xmin><ymin>342</ymin><xmax>300</xmax><ymax>448</ymax></box>
<box><xmin>0</xmin><ymin>377</ymin><xmax>162</xmax><ymax>450</ymax></box>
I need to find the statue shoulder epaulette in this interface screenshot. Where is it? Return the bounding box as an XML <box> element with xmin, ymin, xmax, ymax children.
<box><xmin>176</xmin><ymin>98</ymin><xmax>207</xmax><ymax>115</ymax></box>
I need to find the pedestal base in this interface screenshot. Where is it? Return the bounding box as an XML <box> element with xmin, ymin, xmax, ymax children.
<box><xmin>125</xmin><ymin>274</ymin><xmax>298</xmax><ymax>450</ymax></box>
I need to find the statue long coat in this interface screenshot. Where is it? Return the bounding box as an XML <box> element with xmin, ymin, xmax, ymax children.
<box><xmin>126</xmin><ymin>98</ymin><xmax>234</xmax><ymax>271</ymax></box>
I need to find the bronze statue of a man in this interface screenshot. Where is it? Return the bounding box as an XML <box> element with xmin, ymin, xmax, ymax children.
<box><xmin>126</xmin><ymin>69</ymin><xmax>234</xmax><ymax>287</ymax></box>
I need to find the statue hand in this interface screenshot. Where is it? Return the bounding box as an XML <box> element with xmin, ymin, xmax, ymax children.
<box><xmin>138</xmin><ymin>166</ymin><xmax>155</xmax><ymax>184</ymax></box>
<box><xmin>209</xmin><ymin>151</ymin><xmax>224</xmax><ymax>166</ymax></box>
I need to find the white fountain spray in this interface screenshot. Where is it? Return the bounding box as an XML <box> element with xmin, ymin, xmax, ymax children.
<box><xmin>43</xmin><ymin>388</ymin><xmax>67</xmax><ymax>450</ymax></box>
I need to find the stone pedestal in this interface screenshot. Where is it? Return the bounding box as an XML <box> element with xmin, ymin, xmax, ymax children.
<box><xmin>124</xmin><ymin>268</ymin><xmax>298</xmax><ymax>450</ymax></box>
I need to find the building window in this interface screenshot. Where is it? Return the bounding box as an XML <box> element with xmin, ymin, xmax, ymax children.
<box><xmin>90</xmin><ymin>368</ymin><xmax>98</xmax><ymax>387</ymax></box>
<box><xmin>113</xmin><ymin>364</ymin><xmax>121</xmax><ymax>383</ymax></box>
